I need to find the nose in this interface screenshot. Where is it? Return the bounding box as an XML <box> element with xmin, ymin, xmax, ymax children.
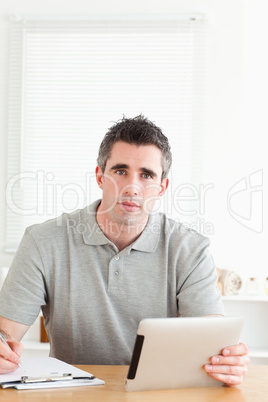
<box><xmin>122</xmin><ymin>175</ymin><xmax>141</xmax><ymax>197</ymax></box>
<box><xmin>123</xmin><ymin>183</ymin><xmax>140</xmax><ymax>197</ymax></box>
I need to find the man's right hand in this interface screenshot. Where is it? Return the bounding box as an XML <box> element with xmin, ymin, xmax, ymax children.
<box><xmin>0</xmin><ymin>339</ymin><xmax>24</xmax><ymax>373</ymax></box>
<box><xmin>0</xmin><ymin>316</ymin><xmax>29</xmax><ymax>374</ymax></box>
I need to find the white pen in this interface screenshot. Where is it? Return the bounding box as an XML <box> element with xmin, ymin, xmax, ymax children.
<box><xmin>0</xmin><ymin>332</ymin><xmax>25</xmax><ymax>371</ymax></box>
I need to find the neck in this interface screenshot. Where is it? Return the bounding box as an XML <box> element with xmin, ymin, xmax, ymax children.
<box><xmin>96</xmin><ymin>211</ymin><xmax>147</xmax><ymax>251</ymax></box>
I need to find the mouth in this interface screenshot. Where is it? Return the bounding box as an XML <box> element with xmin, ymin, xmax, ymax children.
<box><xmin>118</xmin><ymin>200</ymin><xmax>141</xmax><ymax>212</ymax></box>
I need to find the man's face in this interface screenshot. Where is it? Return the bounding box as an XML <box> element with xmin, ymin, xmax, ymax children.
<box><xmin>96</xmin><ymin>141</ymin><xmax>168</xmax><ymax>228</ymax></box>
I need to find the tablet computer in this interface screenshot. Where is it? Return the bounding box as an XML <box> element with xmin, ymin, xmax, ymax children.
<box><xmin>125</xmin><ymin>316</ymin><xmax>244</xmax><ymax>392</ymax></box>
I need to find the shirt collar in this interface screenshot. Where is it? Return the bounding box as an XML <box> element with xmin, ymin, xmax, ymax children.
<box><xmin>81</xmin><ymin>200</ymin><xmax>160</xmax><ymax>252</ymax></box>
<box><xmin>81</xmin><ymin>200</ymin><xmax>109</xmax><ymax>246</ymax></box>
<box><xmin>131</xmin><ymin>213</ymin><xmax>160</xmax><ymax>252</ymax></box>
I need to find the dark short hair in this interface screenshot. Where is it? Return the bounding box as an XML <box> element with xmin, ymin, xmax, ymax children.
<box><xmin>97</xmin><ymin>115</ymin><xmax>172</xmax><ymax>180</ymax></box>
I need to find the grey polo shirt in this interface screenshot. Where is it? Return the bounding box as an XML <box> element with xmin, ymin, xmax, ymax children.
<box><xmin>0</xmin><ymin>200</ymin><xmax>224</xmax><ymax>365</ymax></box>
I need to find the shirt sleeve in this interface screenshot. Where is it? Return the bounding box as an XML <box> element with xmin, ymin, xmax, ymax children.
<box><xmin>177</xmin><ymin>237</ymin><xmax>225</xmax><ymax>317</ymax></box>
<box><xmin>0</xmin><ymin>229</ymin><xmax>47</xmax><ymax>326</ymax></box>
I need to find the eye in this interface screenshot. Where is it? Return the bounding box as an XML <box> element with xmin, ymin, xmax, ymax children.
<box><xmin>115</xmin><ymin>170</ymin><xmax>126</xmax><ymax>175</ymax></box>
<box><xmin>142</xmin><ymin>173</ymin><xmax>152</xmax><ymax>179</ymax></box>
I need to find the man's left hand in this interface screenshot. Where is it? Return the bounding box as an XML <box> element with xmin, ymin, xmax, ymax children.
<box><xmin>203</xmin><ymin>342</ymin><xmax>250</xmax><ymax>386</ymax></box>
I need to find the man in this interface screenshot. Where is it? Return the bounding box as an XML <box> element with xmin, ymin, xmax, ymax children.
<box><xmin>0</xmin><ymin>116</ymin><xmax>249</xmax><ymax>384</ymax></box>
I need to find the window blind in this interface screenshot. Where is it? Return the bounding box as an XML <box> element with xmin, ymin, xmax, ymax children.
<box><xmin>5</xmin><ymin>15</ymin><xmax>207</xmax><ymax>251</ymax></box>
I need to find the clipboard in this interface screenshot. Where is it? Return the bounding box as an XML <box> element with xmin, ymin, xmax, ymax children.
<box><xmin>0</xmin><ymin>357</ymin><xmax>105</xmax><ymax>390</ymax></box>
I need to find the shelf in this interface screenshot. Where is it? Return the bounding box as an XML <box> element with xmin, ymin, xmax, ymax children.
<box><xmin>23</xmin><ymin>340</ymin><xmax>50</xmax><ymax>351</ymax></box>
<box><xmin>249</xmin><ymin>348</ymin><xmax>268</xmax><ymax>359</ymax></box>
<box><xmin>222</xmin><ymin>295</ymin><xmax>268</xmax><ymax>302</ymax></box>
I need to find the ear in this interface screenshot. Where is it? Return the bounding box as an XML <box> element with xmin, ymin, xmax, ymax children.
<box><xmin>95</xmin><ymin>165</ymin><xmax>104</xmax><ymax>190</ymax></box>
<box><xmin>158</xmin><ymin>177</ymin><xmax>169</xmax><ymax>197</ymax></box>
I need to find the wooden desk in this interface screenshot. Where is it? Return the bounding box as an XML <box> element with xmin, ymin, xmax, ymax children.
<box><xmin>0</xmin><ymin>364</ymin><xmax>267</xmax><ymax>401</ymax></box>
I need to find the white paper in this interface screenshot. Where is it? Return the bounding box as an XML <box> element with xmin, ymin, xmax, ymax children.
<box><xmin>0</xmin><ymin>357</ymin><xmax>105</xmax><ymax>389</ymax></box>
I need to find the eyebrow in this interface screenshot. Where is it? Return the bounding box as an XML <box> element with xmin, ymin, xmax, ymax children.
<box><xmin>110</xmin><ymin>164</ymin><xmax>158</xmax><ymax>178</ymax></box>
<box><xmin>110</xmin><ymin>163</ymin><xmax>129</xmax><ymax>171</ymax></box>
<box><xmin>140</xmin><ymin>167</ymin><xmax>157</xmax><ymax>178</ymax></box>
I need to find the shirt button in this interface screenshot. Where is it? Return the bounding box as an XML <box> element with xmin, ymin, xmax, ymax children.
<box><xmin>114</xmin><ymin>271</ymin><xmax>119</xmax><ymax>276</ymax></box>
<box><xmin>114</xmin><ymin>256</ymin><xmax>119</xmax><ymax>261</ymax></box>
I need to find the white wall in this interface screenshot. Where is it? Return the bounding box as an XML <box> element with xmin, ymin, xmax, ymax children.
<box><xmin>0</xmin><ymin>0</ymin><xmax>267</xmax><ymax>283</ymax></box>
<box><xmin>203</xmin><ymin>0</ymin><xmax>268</xmax><ymax>283</ymax></box>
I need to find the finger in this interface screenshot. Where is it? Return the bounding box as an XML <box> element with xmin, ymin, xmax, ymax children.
<box><xmin>8</xmin><ymin>341</ymin><xmax>24</xmax><ymax>358</ymax></box>
<box><xmin>204</xmin><ymin>363</ymin><xmax>248</xmax><ymax>385</ymax></box>
<box><xmin>0</xmin><ymin>341</ymin><xmax>21</xmax><ymax>365</ymax></box>
<box><xmin>222</xmin><ymin>343</ymin><xmax>249</xmax><ymax>357</ymax></box>
<box><xmin>205</xmin><ymin>363</ymin><xmax>248</xmax><ymax>376</ymax></box>
<box><xmin>0</xmin><ymin>357</ymin><xmax>20</xmax><ymax>374</ymax></box>
<box><xmin>210</xmin><ymin>354</ymin><xmax>250</xmax><ymax>366</ymax></box>
<box><xmin>206</xmin><ymin>371</ymin><xmax>244</xmax><ymax>386</ymax></box>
